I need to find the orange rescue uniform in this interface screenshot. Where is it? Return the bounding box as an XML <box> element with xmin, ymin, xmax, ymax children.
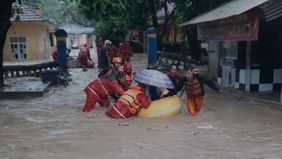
<box><xmin>183</xmin><ymin>73</ymin><xmax>221</xmax><ymax>116</ymax></box>
<box><xmin>106</xmin><ymin>85</ymin><xmax>151</xmax><ymax>119</ymax></box>
<box><xmin>119</xmin><ymin>42</ymin><xmax>132</xmax><ymax>62</ymax></box>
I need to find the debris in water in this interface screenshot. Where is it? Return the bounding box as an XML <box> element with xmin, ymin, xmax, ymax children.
<box><xmin>118</xmin><ymin>123</ymin><xmax>130</xmax><ymax>127</ymax></box>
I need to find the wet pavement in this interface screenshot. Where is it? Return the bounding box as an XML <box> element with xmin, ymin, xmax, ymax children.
<box><xmin>1</xmin><ymin>54</ymin><xmax>282</xmax><ymax>159</ymax></box>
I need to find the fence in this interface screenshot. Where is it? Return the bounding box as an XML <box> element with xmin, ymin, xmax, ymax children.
<box><xmin>3</xmin><ymin>61</ymin><xmax>58</xmax><ymax>78</ymax></box>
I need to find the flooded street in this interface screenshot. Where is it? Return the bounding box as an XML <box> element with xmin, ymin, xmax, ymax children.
<box><xmin>1</xmin><ymin>54</ymin><xmax>282</xmax><ymax>159</ymax></box>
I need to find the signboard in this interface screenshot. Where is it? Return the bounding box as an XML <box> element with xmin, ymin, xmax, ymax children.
<box><xmin>197</xmin><ymin>9</ymin><xmax>260</xmax><ymax>41</ymax></box>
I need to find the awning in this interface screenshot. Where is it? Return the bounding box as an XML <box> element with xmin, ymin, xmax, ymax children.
<box><xmin>261</xmin><ymin>0</ymin><xmax>282</xmax><ymax>22</ymax></box>
<box><xmin>60</xmin><ymin>24</ymin><xmax>95</xmax><ymax>34</ymax></box>
<box><xmin>180</xmin><ymin>0</ymin><xmax>269</xmax><ymax>26</ymax></box>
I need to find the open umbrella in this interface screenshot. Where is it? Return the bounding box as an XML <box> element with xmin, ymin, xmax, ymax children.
<box><xmin>134</xmin><ymin>69</ymin><xmax>174</xmax><ymax>89</ymax></box>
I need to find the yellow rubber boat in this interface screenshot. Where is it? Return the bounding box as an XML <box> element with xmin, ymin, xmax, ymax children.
<box><xmin>138</xmin><ymin>95</ymin><xmax>181</xmax><ymax>117</ymax></box>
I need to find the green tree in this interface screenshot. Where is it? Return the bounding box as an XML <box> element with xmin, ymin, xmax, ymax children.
<box><xmin>0</xmin><ymin>0</ymin><xmax>90</xmax><ymax>87</ymax></box>
<box><xmin>79</xmin><ymin>0</ymin><xmax>177</xmax><ymax>42</ymax></box>
<box><xmin>25</xmin><ymin>0</ymin><xmax>90</xmax><ymax>26</ymax></box>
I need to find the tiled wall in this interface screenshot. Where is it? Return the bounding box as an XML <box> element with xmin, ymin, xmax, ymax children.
<box><xmin>235</xmin><ymin>68</ymin><xmax>282</xmax><ymax>92</ymax></box>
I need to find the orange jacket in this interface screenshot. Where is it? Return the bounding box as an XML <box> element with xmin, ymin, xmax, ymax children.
<box><xmin>186</xmin><ymin>78</ymin><xmax>203</xmax><ymax>98</ymax></box>
<box><xmin>106</xmin><ymin>85</ymin><xmax>151</xmax><ymax>119</ymax></box>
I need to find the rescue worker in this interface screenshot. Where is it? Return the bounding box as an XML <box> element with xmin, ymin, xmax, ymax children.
<box><xmin>82</xmin><ymin>44</ymin><xmax>91</xmax><ymax>59</ymax></box>
<box><xmin>78</xmin><ymin>44</ymin><xmax>95</xmax><ymax>68</ymax></box>
<box><xmin>119</xmin><ymin>40</ymin><xmax>132</xmax><ymax>62</ymax></box>
<box><xmin>108</xmin><ymin>44</ymin><xmax>119</xmax><ymax>63</ymax></box>
<box><xmin>99</xmin><ymin>40</ymin><xmax>111</xmax><ymax>71</ymax></box>
<box><xmin>182</xmin><ymin>64</ymin><xmax>222</xmax><ymax>116</ymax></box>
<box><xmin>112</xmin><ymin>57</ymin><xmax>123</xmax><ymax>72</ymax></box>
<box><xmin>123</xmin><ymin>62</ymin><xmax>135</xmax><ymax>89</ymax></box>
<box><xmin>96</xmin><ymin>37</ymin><xmax>104</xmax><ymax>69</ymax></box>
<box><xmin>78</xmin><ymin>47</ymin><xmax>88</xmax><ymax>67</ymax></box>
<box><xmin>106</xmin><ymin>83</ymin><xmax>151</xmax><ymax>119</ymax></box>
<box><xmin>98</xmin><ymin>57</ymin><xmax>123</xmax><ymax>78</ymax></box>
<box><xmin>82</xmin><ymin>72</ymin><xmax>126</xmax><ymax>112</ymax></box>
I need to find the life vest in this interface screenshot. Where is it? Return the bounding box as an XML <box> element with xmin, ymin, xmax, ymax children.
<box><xmin>118</xmin><ymin>89</ymin><xmax>143</xmax><ymax>114</ymax></box>
<box><xmin>186</xmin><ymin>78</ymin><xmax>203</xmax><ymax>97</ymax></box>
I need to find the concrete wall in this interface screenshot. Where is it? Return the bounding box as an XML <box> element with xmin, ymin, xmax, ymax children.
<box><xmin>207</xmin><ymin>41</ymin><xmax>219</xmax><ymax>81</ymax></box>
<box><xmin>4</xmin><ymin>22</ymin><xmax>53</xmax><ymax>61</ymax></box>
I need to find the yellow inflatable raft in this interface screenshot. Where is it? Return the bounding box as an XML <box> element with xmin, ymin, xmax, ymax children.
<box><xmin>138</xmin><ymin>96</ymin><xmax>181</xmax><ymax>118</ymax></box>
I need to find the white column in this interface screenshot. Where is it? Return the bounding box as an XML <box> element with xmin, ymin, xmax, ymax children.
<box><xmin>91</xmin><ymin>34</ymin><xmax>97</xmax><ymax>63</ymax></box>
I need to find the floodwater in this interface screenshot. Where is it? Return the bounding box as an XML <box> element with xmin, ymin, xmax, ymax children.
<box><xmin>1</xmin><ymin>54</ymin><xmax>282</xmax><ymax>159</ymax></box>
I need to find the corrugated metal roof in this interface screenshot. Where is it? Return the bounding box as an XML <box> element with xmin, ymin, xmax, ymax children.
<box><xmin>261</xmin><ymin>0</ymin><xmax>282</xmax><ymax>22</ymax></box>
<box><xmin>180</xmin><ymin>0</ymin><xmax>269</xmax><ymax>26</ymax></box>
<box><xmin>60</xmin><ymin>24</ymin><xmax>95</xmax><ymax>34</ymax></box>
<box><xmin>11</xmin><ymin>4</ymin><xmax>52</xmax><ymax>23</ymax></box>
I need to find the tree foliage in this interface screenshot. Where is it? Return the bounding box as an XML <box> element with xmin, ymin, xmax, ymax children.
<box><xmin>25</xmin><ymin>0</ymin><xmax>91</xmax><ymax>26</ymax></box>
<box><xmin>176</xmin><ymin>0</ymin><xmax>231</xmax><ymax>24</ymax></box>
<box><xmin>79</xmin><ymin>0</ymin><xmax>232</xmax><ymax>42</ymax></box>
<box><xmin>79</xmin><ymin>0</ymin><xmax>177</xmax><ymax>41</ymax></box>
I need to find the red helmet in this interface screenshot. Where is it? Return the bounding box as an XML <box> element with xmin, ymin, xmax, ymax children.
<box><xmin>112</xmin><ymin>57</ymin><xmax>122</xmax><ymax>63</ymax></box>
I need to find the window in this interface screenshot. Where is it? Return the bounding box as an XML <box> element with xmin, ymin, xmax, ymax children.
<box><xmin>10</xmin><ymin>37</ymin><xmax>27</xmax><ymax>60</ymax></box>
<box><xmin>222</xmin><ymin>41</ymin><xmax>237</xmax><ymax>60</ymax></box>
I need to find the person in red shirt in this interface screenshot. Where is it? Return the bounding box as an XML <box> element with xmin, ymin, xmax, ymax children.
<box><xmin>106</xmin><ymin>83</ymin><xmax>151</xmax><ymax>119</ymax></box>
<box><xmin>108</xmin><ymin>44</ymin><xmax>119</xmax><ymax>63</ymax></box>
<box><xmin>98</xmin><ymin>57</ymin><xmax>123</xmax><ymax>78</ymax></box>
<box><xmin>163</xmin><ymin>63</ymin><xmax>184</xmax><ymax>97</ymax></box>
<box><xmin>78</xmin><ymin>44</ymin><xmax>95</xmax><ymax>68</ymax></box>
<box><xmin>119</xmin><ymin>41</ymin><xmax>132</xmax><ymax>62</ymax></box>
<box><xmin>82</xmin><ymin>72</ymin><xmax>126</xmax><ymax>112</ymax></box>
<box><xmin>122</xmin><ymin>62</ymin><xmax>135</xmax><ymax>89</ymax></box>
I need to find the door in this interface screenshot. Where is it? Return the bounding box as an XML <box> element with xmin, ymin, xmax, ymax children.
<box><xmin>219</xmin><ymin>41</ymin><xmax>237</xmax><ymax>88</ymax></box>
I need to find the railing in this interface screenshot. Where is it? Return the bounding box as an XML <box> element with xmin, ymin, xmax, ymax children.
<box><xmin>3</xmin><ymin>61</ymin><xmax>58</xmax><ymax>78</ymax></box>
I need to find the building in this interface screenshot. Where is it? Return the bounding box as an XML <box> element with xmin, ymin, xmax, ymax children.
<box><xmin>181</xmin><ymin>0</ymin><xmax>282</xmax><ymax>97</ymax></box>
<box><xmin>61</xmin><ymin>23</ymin><xmax>95</xmax><ymax>49</ymax></box>
<box><xmin>3</xmin><ymin>4</ymin><xmax>56</xmax><ymax>63</ymax></box>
